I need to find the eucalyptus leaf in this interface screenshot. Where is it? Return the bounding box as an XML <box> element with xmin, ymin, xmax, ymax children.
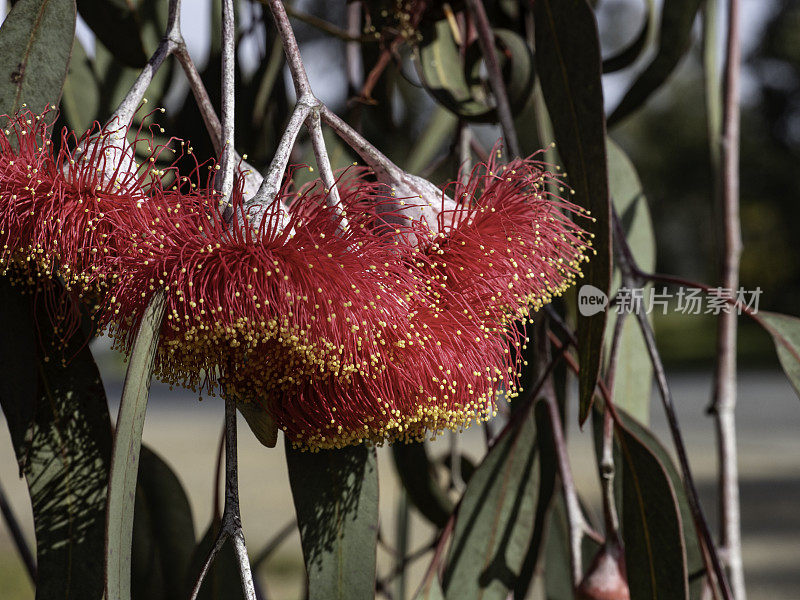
<box><xmin>617</xmin><ymin>419</ymin><xmax>689</xmax><ymax>599</ymax></box>
<box><xmin>0</xmin><ymin>0</ymin><xmax>75</xmax><ymax>115</ymax></box>
<box><xmin>106</xmin><ymin>292</ymin><xmax>167</xmax><ymax>600</ymax></box>
<box><xmin>757</xmin><ymin>311</ymin><xmax>800</xmax><ymax>399</ymax></box>
<box><xmin>286</xmin><ymin>441</ymin><xmax>379</xmax><ymax>600</ymax></box>
<box><xmin>442</xmin><ymin>406</ymin><xmax>540</xmax><ymax>600</ymax></box>
<box><xmin>76</xmin><ymin>0</ymin><xmax>147</xmax><ymax>68</ymax></box>
<box><xmin>609</xmin><ymin>0</ymin><xmax>704</xmax><ymax>126</ymax></box>
<box><xmin>62</xmin><ymin>38</ymin><xmax>99</xmax><ymax>134</ymax></box>
<box><xmin>0</xmin><ymin>278</ymin><xmax>111</xmax><ymax>600</ymax></box>
<box><xmin>392</xmin><ymin>441</ymin><xmax>454</xmax><ymax>528</ymax></box>
<box><xmin>132</xmin><ymin>445</ymin><xmax>196</xmax><ymax>600</ymax></box>
<box><xmin>534</xmin><ymin>0</ymin><xmax>611</xmax><ymax>425</ymax></box>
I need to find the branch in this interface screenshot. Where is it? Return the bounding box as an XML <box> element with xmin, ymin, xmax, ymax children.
<box><xmin>611</xmin><ymin>211</ymin><xmax>734</xmax><ymax>600</ymax></box>
<box><xmin>190</xmin><ymin>399</ymin><xmax>257</xmax><ymax>600</ymax></box>
<box><xmin>464</xmin><ymin>0</ymin><xmax>520</xmax><ymax>157</ymax></box>
<box><xmin>266</xmin><ymin>0</ymin><xmax>313</xmax><ymax>99</ymax></box>
<box><xmin>712</xmin><ymin>0</ymin><xmax>745</xmax><ymax>596</ymax></box>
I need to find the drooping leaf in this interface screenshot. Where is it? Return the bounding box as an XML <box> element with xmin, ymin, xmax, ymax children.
<box><xmin>414</xmin><ymin>574</ymin><xmax>446</xmax><ymax>600</ymax></box>
<box><xmin>62</xmin><ymin>37</ymin><xmax>99</xmax><ymax>134</ymax></box>
<box><xmin>392</xmin><ymin>441</ymin><xmax>454</xmax><ymax>528</ymax></box>
<box><xmin>131</xmin><ymin>445</ymin><xmax>196</xmax><ymax>600</ymax></box>
<box><xmin>106</xmin><ymin>292</ymin><xmax>167</xmax><ymax>600</ymax></box>
<box><xmin>405</xmin><ymin>105</ymin><xmax>458</xmax><ymax>175</ymax></box>
<box><xmin>608</xmin><ymin>0</ymin><xmax>704</xmax><ymax>126</ymax></box>
<box><xmin>513</xmin><ymin>401</ymin><xmax>559</xmax><ymax>599</ymax></box>
<box><xmin>286</xmin><ymin>441</ymin><xmax>379</xmax><ymax>600</ymax></box>
<box><xmin>237</xmin><ymin>401</ymin><xmax>278</xmax><ymax>448</ymax></box>
<box><xmin>617</xmin><ymin>419</ymin><xmax>689</xmax><ymax>599</ymax></box>
<box><xmin>534</xmin><ymin>0</ymin><xmax>611</xmax><ymax>425</ymax></box>
<box><xmin>543</xmin><ymin>491</ymin><xmax>602</xmax><ymax>599</ymax></box>
<box><xmin>76</xmin><ymin>0</ymin><xmax>147</xmax><ymax>68</ymax></box>
<box><xmin>415</xmin><ymin>20</ymin><xmax>533</xmax><ymax>122</ymax></box>
<box><xmin>0</xmin><ymin>0</ymin><xmax>75</xmax><ymax>115</ymax></box>
<box><xmin>616</xmin><ymin>409</ymin><xmax>705</xmax><ymax>595</ymax></box>
<box><xmin>442</xmin><ymin>406</ymin><xmax>540</xmax><ymax>600</ymax></box>
<box><xmin>602</xmin><ymin>0</ymin><xmax>656</xmax><ymax>73</ymax></box>
<box><xmin>184</xmin><ymin>520</ymin><xmax>246</xmax><ymax>600</ymax></box>
<box><xmin>757</xmin><ymin>311</ymin><xmax>800</xmax><ymax>399</ymax></box>
<box><xmin>0</xmin><ymin>278</ymin><xmax>111</xmax><ymax>600</ymax></box>
<box><xmin>605</xmin><ymin>138</ymin><xmax>655</xmax><ymax>423</ymax></box>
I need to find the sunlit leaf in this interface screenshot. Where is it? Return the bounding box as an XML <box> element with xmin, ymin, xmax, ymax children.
<box><xmin>442</xmin><ymin>406</ymin><xmax>540</xmax><ymax>600</ymax></box>
<box><xmin>0</xmin><ymin>0</ymin><xmax>75</xmax><ymax>115</ymax></box>
<box><xmin>286</xmin><ymin>441</ymin><xmax>379</xmax><ymax>600</ymax></box>
<box><xmin>0</xmin><ymin>279</ymin><xmax>111</xmax><ymax>600</ymax></box>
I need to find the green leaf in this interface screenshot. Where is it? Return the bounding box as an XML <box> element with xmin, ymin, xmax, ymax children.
<box><xmin>0</xmin><ymin>0</ymin><xmax>75</xmax><ymax>115</ymax></box>
<box><xmin>0</xmin><ymin>279</ymin><xmax>111</xmax><ymax>600</ymax></box>
<box><xmin>602</xmin><ymin>0</ymin><xmax>655</xmax><ymax>73</ymax></box>
<box><xmin>757</xmin><ymin>311</ymin><xmax>800</xmax><ymax>399</ymax></box>
<box><xmin>414</xmin><ymin>574</ymin><xmax>446</xmax><ymax>600</ymax></box>
<box><xmin>62</xmin><ymin>38</ymin><xmax>99</xmax><ymax>134</ymax></box>
<box><xmin>608</xmin><ymin>0</ymin><xmax>704</xmax><ymax>126</ymax></box>
<box><xmin>76</xmin><ymin>0</ymin><xmax>147</xmax><ymax>68</ymax></box>
<box><xmin>236</xmin><ymin>401</ymin><xmax>278</xmax><ymax>448</ymax></box>
<box><xmin>415</xmin><ymin>20</ymin><xmax>533</xmax><ymax>122</ymax></box>
<box><xmin>543</xmin><ymin>491</ymin><xmax>602</xmax><ymax>599</ymax></box>
<box><xmin>534</xmin><ymin>0</ymin><xmax>611</xmax><ymax>426</ymax></box>
<box><xmin>442</xmin><ymin>406</ymin><xmax>540</xmax><ymax>600</ymax></box>
<box><xmin>392</xmin><ymin>441</ymin><xmax>454</xmax><ymax>528</ymax></box>
<box><xmin>132</xmin><ymin>445</ymin><xmax>196</xmax><ymax>600</ymax></box>
<box><xmin>106</xmin><ymin>292</ymin><xmax>167</xmax><ymax>600</ymax></box>
<box><xmin>404</xmin><ymin>105</ymin><xmax>458</xmax><ymax>175</ymax></box>
<box><xmin>617</xmin><ymin>419</ymin><xmax>689</xmax><ymax>599</ymax></box>
<box><xmin>605</xmin><ymin>139</ymin><xmax>655</xmax><ymax>423</ymax></box>
<box><xmin>616</xmin><ymin>409</ymin><xmax>705</xmax><ymax>594</ymax></box>
<box><xmin>513</xmin><ymin>401</ymin><xmax>559</xmax><ymax>599</ymax></box>
<box><xmin>185</xmin><ymin>520</ymin><xmax>246</xmax><ymax>600</ymax></box>
<box><xmin>286</xmin><ymin>441</ymin><xmax>379</xmax><ymax>600</ymax></box>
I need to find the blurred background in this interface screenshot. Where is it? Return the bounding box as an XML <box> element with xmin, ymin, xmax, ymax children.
<box><xmin>1</xmin><ymin>0</ymin><xmax>799</xmax><ymax>597</ymax></box>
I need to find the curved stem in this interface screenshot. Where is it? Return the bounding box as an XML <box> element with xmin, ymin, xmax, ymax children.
<box><xmin>266</xmin><ymin>0</ymin><xmax>313</xmax><ymax>98</ymax></box>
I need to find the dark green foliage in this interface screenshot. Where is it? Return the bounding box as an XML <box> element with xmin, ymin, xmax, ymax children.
<box><xmin>286</xmin><ymin>440</ymin><xmax>379</xmax><ymax>600</ymax></box>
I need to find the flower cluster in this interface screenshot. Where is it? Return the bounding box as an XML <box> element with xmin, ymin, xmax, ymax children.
<box><xmin>0</xmin><ymin>110</ymin><xmax>589</xmax><ymax>450</ymax></box>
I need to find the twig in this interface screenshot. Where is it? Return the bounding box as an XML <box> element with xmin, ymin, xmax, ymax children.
<box><xmin>111</xmin><ymin>0</ymin><xmax>183</xmax><ymax>127</ymax></box>
<box><xmin>611</xmin><ymin>212</ymin><xmax>734</xmax><ymax>600</ymax></box>
<box><xmin>190</xmin><ymin>399</ymin><xmax>256</xmax><ymax>600</ymax></box>
<box><xmin>346</xmin><ymin>2</ymin><xmax>365</xmax><ymax>96</ymax></box>
<box><xmin>267</xmin><ymin>0</ymin><xmax>312</xmax><ymax>99</ymax></box>
<box><xmin>712</xmin><ymin>0</ymin><xmax>745</xmax><ymax>596</ymax></box>
<box><xmin>0</xmin><ymin>478</ymin><xmax>35</xmax><ymax>582</ymax></box>
<box><xmin>217</xmin><ymin>0</ymin><xmax>236</xmax><ymax>207</ymax></box>
<box><xmin>283</xmin><ymin>3</ymin><xmax>371</xmax><ymax>43</ymax></box>
<box><xmin>464</xmin><ymin>0</ymin><xmax>520</xmax><ymax>157</ymax></box>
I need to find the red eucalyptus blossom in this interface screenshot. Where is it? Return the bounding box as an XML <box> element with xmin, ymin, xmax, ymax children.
<box><xmin>0</xmin><ymin>108</ymin><xmax>176</xmax><ymax>305</ymax></box>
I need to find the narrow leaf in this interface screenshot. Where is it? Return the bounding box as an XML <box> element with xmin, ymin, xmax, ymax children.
<box><xmin>62</xmin><ymin>38</ymin><xmax>100</xmax><ymax>134</ymax></box>
<box><xmin>442</xmin><ymin>407</ymin><xmax>539</xmax><ymax>600</ymax></box>
<box><xmin>757</xmin><ymin>311</ymin><xmax>800</xmax><ymax>399</ymax></box>
<box><xmin>106</xmin><ymin>292</ymin><xmax>167</xmax><ymax>600</ymax></box>
<box><xmin>617</xmin><ymin>420</ymin><xmax>689</xmax><ymax>599</ymax></box>
<box><xmin>602</xmin><ymin>0</ymin><xmax>655</xmax><ymax>73</ymax></box>
<box><xmin>392</xmin><ymin>441</ymin><xmax>454</xmax><ymax>528</ymax></box>
<box><xmin>609</xmin><ymin>0</ymin><xmax>704</xmax><ymax>126</ymax></box>
<box><xmin>0</xmin><ymin>278</ymin><xmax>111</xmax><ymax>600</ymax></box>
<box><xmin>132</xmin><ymin>445</ymin><xmax>196</xmax><ymax>600</ymax></box>
<box><xmin>76</xmin><ymin>0</ymin><xmax>147</xmax><ymax>68</ymax></box>
<box><xmin>605</xmin><ymin>139</ymin><xmax>655</xmax><ymax>423</ymax></box>
<box><xmin>286</xmin><ymin>441</ymin><xmax>379</xmax><ymax>600</ymax></box>
<box><xmin>534</xmin><ymin>0</ymin><xmax>611</xmax><ymax>425</ymax></box>
<box><xmin>0</xmin><ymin>0</ymin><xmax>75</xmax><ymax>115</ymax></box>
